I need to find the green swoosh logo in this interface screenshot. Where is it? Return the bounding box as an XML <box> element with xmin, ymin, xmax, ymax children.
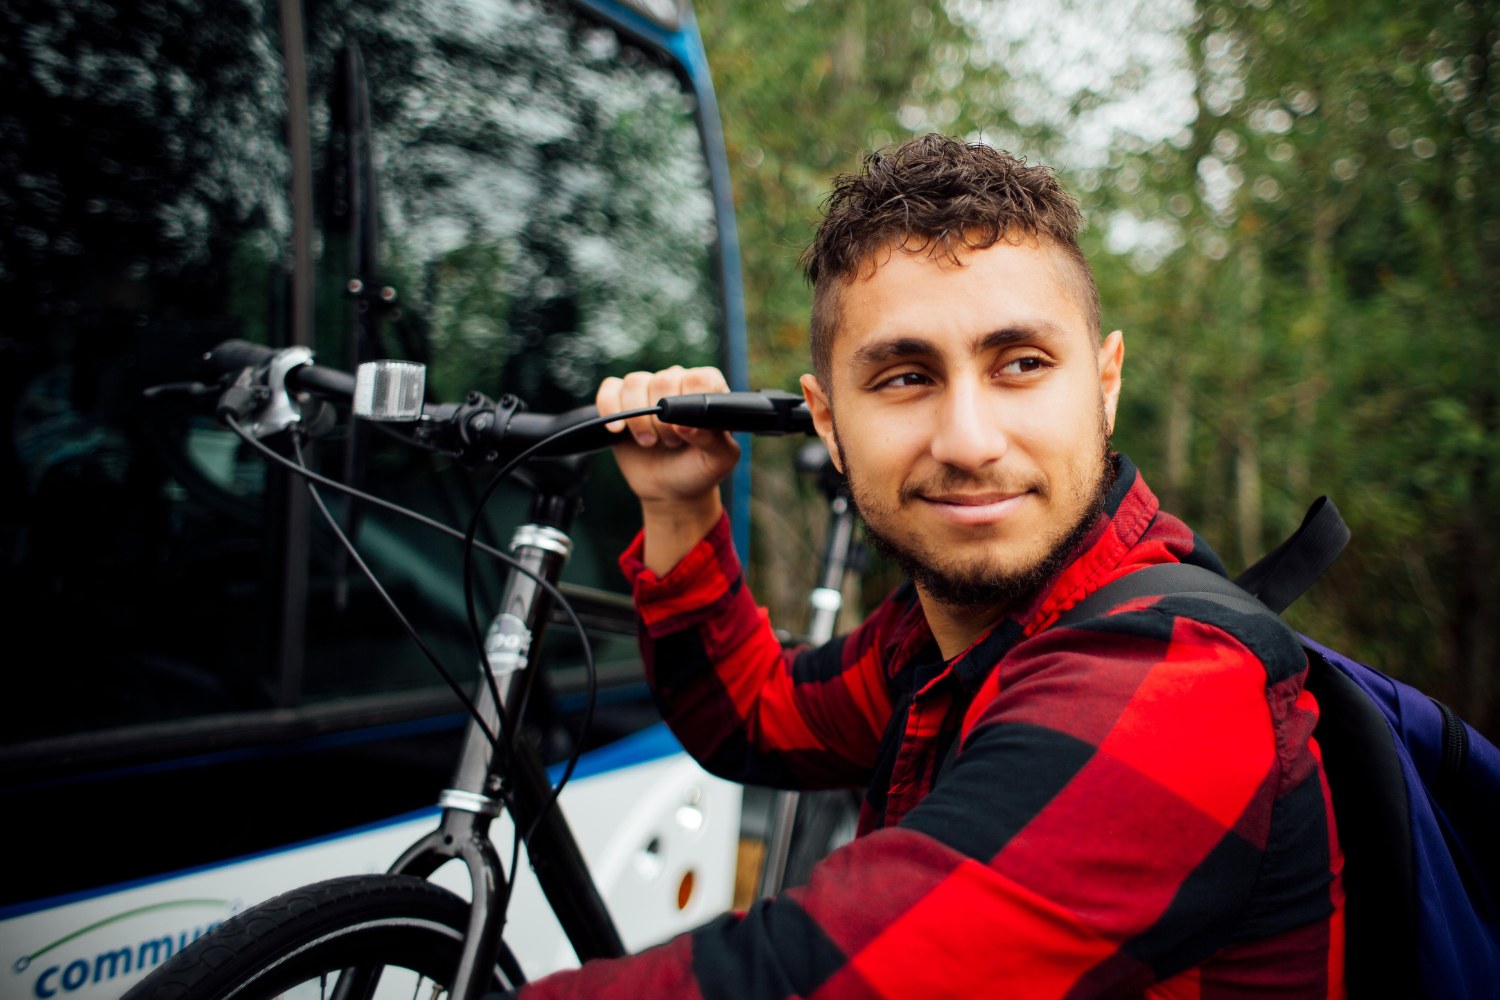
<box><xmin>17</xmin><ymin>899</ymin><xmax>232</xmax><ymax>965</ymax></box>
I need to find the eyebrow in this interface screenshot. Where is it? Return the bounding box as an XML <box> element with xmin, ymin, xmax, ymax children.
<box><xmin>848</xmin><ymin>324</ymin><xmax>1070</xmax><ymax>367</ymax></box>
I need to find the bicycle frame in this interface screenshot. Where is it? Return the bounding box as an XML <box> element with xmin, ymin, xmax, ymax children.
<box><xmin>383</xmin><ymin>455</ymin><xmax>624</xmax><ymax>999</ymax></box>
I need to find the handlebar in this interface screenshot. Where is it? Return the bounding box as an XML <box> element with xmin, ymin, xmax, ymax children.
<box><xmin>206</xmin><ymin>339</ymin><xmax>359</xmax><ymax>400</ymax></box>
<box><xmin>198</xmin><ymin>339</ymin><xmax>814</xmax><ymax>462</ymax></box>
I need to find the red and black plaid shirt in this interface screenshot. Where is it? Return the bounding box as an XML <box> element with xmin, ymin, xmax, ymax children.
<box><xmin>521</xmin><ymin>456</ymin><xmax>1346</xmax><ymax>999</ymax></box>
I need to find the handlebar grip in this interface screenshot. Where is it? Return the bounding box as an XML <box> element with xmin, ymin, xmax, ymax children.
<box><xmin>202</xmin><ymin>340</ymin><xmax>356</xmax><ymax>399</ymax></box>
<box><xmin>657</xmin><ymin>391</ymin><xmax>812</xmax><ymax>434</ymax></box>
<box><xmin>289</xmin><ymin>364</ymin><xmax>357</xmax><ymax>399</ymax></box>
<box><xmin>493</xmin><ymin>392</ymin><xmax>813</xmax><ymax>459</ymax></box>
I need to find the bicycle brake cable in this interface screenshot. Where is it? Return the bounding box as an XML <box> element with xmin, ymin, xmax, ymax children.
<box><xmin>234</xmin><ymin>400</ymin><xmax>666</xmax><ymax>934</ymax></box>
<box><xmin>223</xmin><ymin>414</ymin><xmax>589</xmax><ymax>752</ymax></box>
<box><xmin>458</xmin><ymin>405</ymin><xmax>660</xmax><ymax>749</ymax></box>
<box><xmin>460</xmin><ymin>403</ymin><xmax>663</xmax><ymax>930</ymax></box>
<box><xmin>283</xmin><ymin>431</ymin><xmax>498</xmax><ymax>746</ymax></box>
<box><xmin>294</xmin><ymin>411</ymin><xmax>602</xmax><ymax>937</ymax></box>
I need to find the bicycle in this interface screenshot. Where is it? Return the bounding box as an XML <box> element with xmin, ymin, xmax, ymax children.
<box><xmin>123</xmin><ymin>341</ymin><xmax>816</xmax><ymax>1000</ymax></box>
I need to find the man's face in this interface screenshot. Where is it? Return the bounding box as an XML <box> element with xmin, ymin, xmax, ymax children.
<box><xmin>800</xmin><ymin>238</ymin><xmax>1125</xmax><ymax>610</ymax></box>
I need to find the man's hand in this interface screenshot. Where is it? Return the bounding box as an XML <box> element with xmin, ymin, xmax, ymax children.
<box><xmin>596</xmin><ymin>366</ymin><xmax>741</xmax><ymax>576</ymax></box>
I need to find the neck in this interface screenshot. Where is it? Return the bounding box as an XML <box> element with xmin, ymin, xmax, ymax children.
<box><xmin>918</xmin><ymin>590</ymin><xmax>1009</xmax><ymax>660</ymax></box>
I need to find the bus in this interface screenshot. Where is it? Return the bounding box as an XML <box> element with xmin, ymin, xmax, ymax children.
<box><xmin>0</xmin><ymin>1</ymin><xmax>752</xmax><ymax>995</ymax></box>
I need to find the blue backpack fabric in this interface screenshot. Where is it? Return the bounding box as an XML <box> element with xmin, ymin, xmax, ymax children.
<box><xmin>1301</xmin><ymin>636</ymin><xmax>1500</xmax><ymax>999</ymax></box>
<box><xmin>1061</xmin><ymin>499</ymin><xmax>1500</xmax><ymax>998</ymax></box>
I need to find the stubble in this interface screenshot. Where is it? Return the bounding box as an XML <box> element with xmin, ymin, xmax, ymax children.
<box><xmin>837</xmin><ymin>415</ymin><xmax>1114</xmax><ymax>613</ymax></box>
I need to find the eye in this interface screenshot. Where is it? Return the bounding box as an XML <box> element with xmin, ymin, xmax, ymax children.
<box><xmin>874</xmin><ymin>371</ymin><xmax>932</xmax><ymax>390</ymax></box>
<box><xmin>999</xmin><ymin>355</ymin><xmax>1050</xmax><ymax>376</ymax></box>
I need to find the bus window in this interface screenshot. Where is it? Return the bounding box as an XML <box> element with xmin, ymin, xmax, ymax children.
<box><xmin>2</xmin><ymin>0</ymin><xmax>297</xmax><ymax>742</ymax></box>
<box><xmin>0</xmin><ymin>0</ymin><xmax>736</xmax><ymax>906</ymax></box>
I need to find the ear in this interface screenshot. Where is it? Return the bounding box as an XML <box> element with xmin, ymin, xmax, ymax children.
<box><xmin>1098</xmin><ymin>330</ymin><xmax>1125</xmax><ymax>436</ymax></box>
<box><xmin>799</xmin><ymin>373</ymin><xmax>842</xmax><ymax>474</ymax></box>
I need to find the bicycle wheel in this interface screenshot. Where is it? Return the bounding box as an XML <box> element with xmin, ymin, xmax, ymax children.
<box><xmin>122</xmin><ymin>874</ymin><xmax>523</xmax><ymax>999</ymax></box>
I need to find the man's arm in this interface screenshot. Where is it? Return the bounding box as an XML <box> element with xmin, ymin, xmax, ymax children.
<box><xmin>596</xmin><ymin>365</ymin><xmax>899</xmax><ymax>788</ymax></box>
<box><xmin>623</xmin><ymin>512</ymin><xmax>902</xmax><ymax>789</ymax></box>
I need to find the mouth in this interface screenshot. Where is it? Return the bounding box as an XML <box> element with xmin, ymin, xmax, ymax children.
<box><xmin>916</xmin><ymin>490</ymin><xmax>1031</xmax><ymax>526</ymax></box>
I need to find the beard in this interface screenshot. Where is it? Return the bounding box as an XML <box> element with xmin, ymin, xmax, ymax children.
<box><xmin>838</xmin><ymin>424</ymin><xmax>1114</xmax><ymax>612</ymax></box>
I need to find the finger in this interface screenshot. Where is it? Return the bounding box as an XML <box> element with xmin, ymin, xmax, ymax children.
<box><xmin>671</xmin><ymin>367</ymin><xmax>731</xmax><ymax>445</ymax></box>
<box><xmin>617</xmin><ymin>370</ymin><xmax>662</xmax><ymax>446</ymax></box>
<box><xmin>680</xmin><ymin>366</ymin><xmax>729</xmax><ymax>394</ymax></box>
<box><xmin>596</xmin><ymin>376</ymin><xmax>627</xmax><ymax>432</ymax></box>
<box><xmin>648</xmin><ymin>367</ymin><xmax>689</xmax><ymax>448</ymax></box>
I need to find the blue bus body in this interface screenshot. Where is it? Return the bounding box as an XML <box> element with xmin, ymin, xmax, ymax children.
<box><xmin>0</xmin><ymin>1</ymin><xmax>750</xmax><ymax>993</ymax></box>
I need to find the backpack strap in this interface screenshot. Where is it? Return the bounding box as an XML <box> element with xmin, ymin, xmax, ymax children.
<box><xmin>1055</xmin><ymin>562</ymin><xmax>1269</xmax><ymax>628</ymax></box>
<box><xmin>1300</xmin><ymin>646</ymin><xmax>1420</xmax><ymax>998</ymax></box>
<box><xmin>1232</xmin><ymin>496</ymin><xmax>1350</xmax><ymax>613</ymax></box>
<box><xmin>1052</xmin><ymin>497</ymin><xmax>1348</xmax><ymax>623</ymax></box>
<box><xmin>1054</xmin><ymin>560</ymin><xmax>1417</xmax><ymax>997</ymax></box>
<box><xmin>1053</xmin><ymin>551</ymin><xmax>1424</xmax><ymax>999</ymax></box>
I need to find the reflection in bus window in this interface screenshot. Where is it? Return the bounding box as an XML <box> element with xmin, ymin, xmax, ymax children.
<box><xmin>0</xmin><ymin>0</ymin><xmax>723</xmax><ymax>744</ymax></box>
<box><xmin>307</xmin><ymin>0</ymin><xmax>718</xmax><ymax>405</ymax></box>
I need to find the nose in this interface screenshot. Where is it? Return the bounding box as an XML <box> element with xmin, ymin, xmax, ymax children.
<box><xmin>928</xmin><ymin>379</ymin><xmax>1007</xmax><ymax>472</ymax></box>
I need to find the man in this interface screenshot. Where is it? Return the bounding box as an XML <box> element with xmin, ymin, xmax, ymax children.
<box><xmin>518</xmin><ymin>134</ymin><xmax>1345</xmax><ymax>997</ymax></box>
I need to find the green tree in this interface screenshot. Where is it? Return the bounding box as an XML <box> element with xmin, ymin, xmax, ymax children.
<box><xmin>701</xmin><ymin>0</ymin><xmax>1499</xmax><ymax>737</ymax></box>
<box><xmin>696</xmin><ymin>0</ymin><xmax>987</xmax><ymax>621</ymax></box>
<box><xmin>1091</xmin><ymin>0</ymin><xmax>1500</xmax><ymax>734</ymax></box>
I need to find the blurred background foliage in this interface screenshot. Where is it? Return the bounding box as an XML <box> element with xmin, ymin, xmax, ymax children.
<box><xmin>695</xmin><ymin>0</ymin><xmax>1500</xmax><ymax>738</ymax></box>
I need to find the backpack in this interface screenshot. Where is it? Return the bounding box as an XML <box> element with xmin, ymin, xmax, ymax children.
<box><xmin>1061</xmin><ymin>498</ymin><xmax>1500</xmax><ymax>999</ymax></box>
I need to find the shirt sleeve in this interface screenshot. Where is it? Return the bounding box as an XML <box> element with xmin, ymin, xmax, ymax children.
<box><xmin>515</xmin><ymin>596</ymin><xmax>1340</xmax><ymax>999</ymax></box>
<box><xmin>618</xmin><ymin>514</ymin><xmax>895</xmax><ymax>789</ymax></box>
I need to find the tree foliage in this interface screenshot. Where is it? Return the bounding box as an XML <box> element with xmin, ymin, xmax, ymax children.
<box><xmin>699</xmin><ymin>0</ymin><xmax>1500</xmax><ymax>737</ymax></box>
<box><xmin>1103</xmin><ymin>0</ymin><xmax>1500</xmax><ymax>736</ymax></box>
<box><xmin>694</xmin><ymin>0</ymin><xmax>982</xmax><ymax>622</ymax></box>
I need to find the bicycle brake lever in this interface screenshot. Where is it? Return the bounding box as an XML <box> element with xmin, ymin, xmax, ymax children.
<box><xmin>216</xmin><ymin>368</ymin><xmax>270</xmax><ymax>423</ymax></box>
<box><xmin>142</xmin><ymin>380</ymin><xmax>219</xmax><ymax>401</ymax></box>
<box><xmin>143</xmin><ymin>376</ymin><xmax>270</xmax><ymax>423</ymax></box>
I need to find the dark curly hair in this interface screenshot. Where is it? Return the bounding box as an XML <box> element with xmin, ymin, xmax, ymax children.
<box><xmin>800</xmin><ymin>134</ymin><xmax>1099</xmax><ymax>383</ymax></box>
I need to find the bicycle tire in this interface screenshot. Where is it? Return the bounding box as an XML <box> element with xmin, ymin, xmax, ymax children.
<box><xmin>121</xmin><ymin>874</ymin><xmax>523</xmax><ymax>1000</ymax></box>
